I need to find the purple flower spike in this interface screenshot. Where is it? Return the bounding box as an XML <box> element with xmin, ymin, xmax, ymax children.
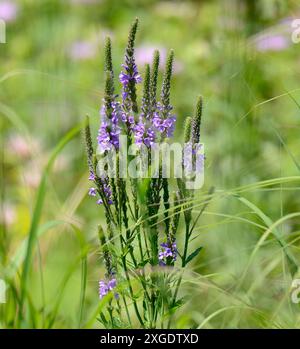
<box><xmin>119</xmin><ymin>41</ymin><xmax>142</xmax><ymax>118</ymax></box>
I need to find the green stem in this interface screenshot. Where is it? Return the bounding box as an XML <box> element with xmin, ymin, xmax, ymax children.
<box><xmin>122</xmin><ymin>295</ymin><xmax>132</xmax><ymax>327</ymax></box>
<box><xmin>167</xmin><ymin>222</ymin><xmax>190</xmax><ymax>328</ymax></box>
<box><xmin>119</xmin><ymin>236</ymin><xmax>144</xmax><ymax>327</ymax></box>
<box><xmin>182</xmin><ymin>222</ymin><xmax>190</xmax><ymax>268</ymax></box>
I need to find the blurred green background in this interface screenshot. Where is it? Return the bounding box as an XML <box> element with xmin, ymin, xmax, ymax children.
<box><xmin>1</xmin><ymin>0</ymin><xmax>300</xmax><ymax>328</ymax></box>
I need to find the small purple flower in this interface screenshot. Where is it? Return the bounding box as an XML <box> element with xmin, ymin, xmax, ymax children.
<box><xmin>97</xmin><ymin>120</ymin><xmax>121</xmax><ymax>152</ymax></box>
<box><xmin>88</xmin><ymin>187</ymin><xmax>97</xmax><ymax>196</ymax></box>
<box><xmin>107</xmin><ymin>278</ymin><xmax>117</xmax><ymax>290</ymax></box>
<box><xmin>88</xmin><ymin>172</ymin><xmax>95</xmax><ymax>181</ymax></box>
<box><xmin>134</xmin><ymin>120</ymin><xmax>156</xmax><ymax>147</ymax></box>
<box><xmin>127</xmin><ymin>115</ymin><xmax>135</xmax><ymax>125</ymax></box>
<box><xmin>102</xmin><ymin>181</ymin><xmax>113</xmax><ymax>203</ymax></box>
<box><xmin>94</xmin><ymin>179</ymin><xmax>113</xmax><ymax>205</ymax></box>
<box><xmin>0</xmin><ymin>1</ymin><xmax>18</xmax><ymax>22</ymax></box>
<box><xmin>158</xmin><ymin>241</ymin><xmax>177</xmax><ymax>265</ymax></box>
<box><xmin>153</xmin><ymin>104</ymin><xmax>176</xmax><ymax>138</ymax></box>
<box><xmin>119</xmin><ymin>64</ymin><xmax>142</xmax><ymax>87</ymax></box>
<box><xmin>99</xmin><ymin>280</ymin><xmax>109</xmax><ymax>299</ymax></box>
<box><xmin>97</xmin><ymin>100</ymin><xmax>123</xmax><ymax>152</ymax></box>
<box><xmin>99</xmin><ymin>278</ymin><xmax>118</xmax><ymax>299</ymax></box>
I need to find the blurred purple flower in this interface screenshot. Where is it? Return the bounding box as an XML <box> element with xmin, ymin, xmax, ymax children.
<box><xmin>70</xmin><ymin>0</ymin><xmax>100</xmax><ymax>4</ymax></box>
<box><xmin>0</xmin><ymin>203</ymin><xmax>16</xmax><ymax>226</ymax></box>
<box><xmin>69</xmin><ymin>41</ymin><xmax>97</xmax><ymax>60</ymax></box>
<box><xmin>0</xmin><ymin>1</ymin><xmax>18</xmax><ymax>22</ymax></box>
<box><xmin>135</xmin><ymin>45</ymin><xmax>183</xmax><ymax>74</ymax></box>
<box><xmin>255</xmin><ymin>34</ymin><xmax>289</xmax><ymax>52</ymax></box>
<box><xmin>7</xmin><ymin>134</ymin><xmax>32</xmax><ymax>158</ymax></box>
<box><xmin>135</xmin><ymin>46</ymin><xmax>166</xmax><ymax>67</ymax></box>
<box><xmin>23</xmin><ymin>163</ymin><xmax>41</xmax><ymax>188</ymax></box>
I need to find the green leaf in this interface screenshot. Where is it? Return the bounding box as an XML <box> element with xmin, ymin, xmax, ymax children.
<box><xmin>185</xmin><ymin>247</ymin><xmax>203</xmax><ymax>265</ymax></box>
<box><xmin>98</xmin><ymin>313</ymin><xmax>108</xmax><ymax>327</ymax></box>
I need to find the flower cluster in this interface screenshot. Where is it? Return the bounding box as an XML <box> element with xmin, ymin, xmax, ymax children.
<box><xmin>99</xmin><ymin>278</ymin><xmax>118</xmax><ymax>299</ymax></box>
<box><xmin>88</xmin><ymin>180</ymin><xmax>113</xmax><ymax>205</ymax></box>
<box><xmin>134</xmin><ymin>121</ymin><xmax>156</xmax><ymax>147</ymax></box>
<box><xmin>153</xmin><ymin>102</ymin><xmax>176</xmax><ymax>138</ymax></box>
<box><xmin>158</xmin><ymin>241</ymin><xmax>177</xmax><ymax>265</ymax></box>
<box><xmin>97</xmin><ymin>180</ymin><xmax>113</xmax><ymax>205</ymax></box>
<box><xmin>97</xmin><ymin>101</ymin><xmax>121</xmax><ymax>152</ymax></box>
<box><xmin>119</xmin><ymin>63</ymin><xmax>142</xmax><ymax>100</ymax></box>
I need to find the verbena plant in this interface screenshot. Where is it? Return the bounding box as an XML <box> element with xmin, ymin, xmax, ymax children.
<box><xmin>84</xmin><ymin>18</ymin><xmax>206</xmax><ymax>329</ymax></box>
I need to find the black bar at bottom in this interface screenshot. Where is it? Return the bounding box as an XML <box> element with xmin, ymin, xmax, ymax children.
<box><xmin>0</xmin><ymin>329</ymin><xmax>297</xmax><ymax>346</ymax></box>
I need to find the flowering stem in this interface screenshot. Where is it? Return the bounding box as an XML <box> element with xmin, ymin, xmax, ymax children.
<box><xmin>85</xmin><ymin>19</ymin><xmax>206</xmax><ymax>329</ymax></box>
